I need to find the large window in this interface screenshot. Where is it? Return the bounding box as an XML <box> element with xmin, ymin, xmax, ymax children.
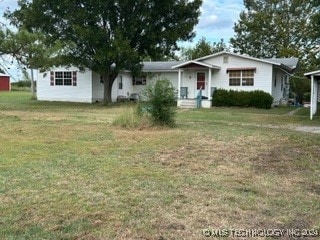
<box><xmin>229</xmin><ymin>70</ymin><xmax>241</xmax><ymax>86</ymax></box>
<box><xmin>228</xmin><ymin>69</ymin><xmax>254</xmax><ymax>86</ymax></box>
<box><xmin>132</xmin><ymin>76</ymin><xmax>146</xmax><ymax>85</ymax></box>
<box><xmin>51</xmin><ymin>71</ymin><xmax>77</xmax><ymax>86</ymax></box>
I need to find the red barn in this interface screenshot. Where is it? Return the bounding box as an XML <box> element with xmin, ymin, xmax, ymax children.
<box><xmin>0</xmin><ymin>74</ymin><xmax>10</xmax><ymax>91</ymax></box>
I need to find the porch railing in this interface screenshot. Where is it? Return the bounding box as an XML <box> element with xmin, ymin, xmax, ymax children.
<box><xmin>180</xmin><ymin>87</ymin><xmax>188</xmax><ymax>99</ymax></box>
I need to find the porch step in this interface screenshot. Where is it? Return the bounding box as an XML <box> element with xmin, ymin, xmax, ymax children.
<box><xmin>179</xmin><ymin>100</ymin><xmax>196</xmax><ymax>109</ymax></box>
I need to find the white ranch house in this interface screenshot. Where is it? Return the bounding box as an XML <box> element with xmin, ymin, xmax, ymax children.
<box><xmin>36</xmin><ymin>51</ymin><xmax>298</xmax><ymax>107</ymax></box>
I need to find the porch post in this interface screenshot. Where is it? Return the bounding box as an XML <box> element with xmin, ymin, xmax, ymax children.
<box><xmin>310</xmin><ymin>75</ymin><xmax>314</xmax><ymax>120</ymax></box>
<box><xmin>208</xmin><ymin>68</ymin><xmax>212</xmax><ymax>100</ymax></box>
<box><xmin>314</xmin><ymin>78</ymin><xmax>318</xmax><ymax>118</ymax></box>
<box><xmin>178</xmin><ymin>69</ymin><xmax>182</xmax><ymax>99</ymax></box>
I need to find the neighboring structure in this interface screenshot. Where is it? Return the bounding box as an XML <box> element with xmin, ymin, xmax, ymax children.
<box><xmin>0</xmin><ymin>74</ymin><xmax>10</xmax><ymax>91</ymax></box>
<box><xmin>304</xmin><ymin>70</ymin><xmax>320</xmax><ymax>120</ymax></box>
<box><xmin>36</xmin><ymin>51</ymin><xmax>298</xmax><ymax>107</ymax></box>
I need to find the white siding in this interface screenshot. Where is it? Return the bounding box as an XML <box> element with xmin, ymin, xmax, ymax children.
<box><xmin>202</xmin><ymin>54</ymin><xmax>273</xmax><ymax>95</ymax></box>
<box><xmin>131</xmin><ymin>72</ymin><xmax>179</xmax><ymax>99</ymax></box>
<box><xmin>91</xmin><ymin>72</ymin><xmax>133</xmax><ymax>102</ymax></box>
<box><xmin>147</xmin><ymin>72</ymin><xmax>178</xmax><ymax>88</ymax></box>
<box><xmin>271</xmin><ymin>67</ymin><xmax>289</xmax><ymax>104</ymax></box>
<box><xmin>91</xmin><ymin>72</ymin><xmax>103</xmax><ymax>102</ymax></box>
<box><xmin>179</xmin><ymin>69</ymin><xmax>212</xmax><ymax>98</ymax></box>
<box><xmin>114</xmin><ymin>73</ymin><xmax>132</xmax><ymax>101</ymax></box>
<box><xmin>37</xmin><ymin>67</ymin><xmax>93</xmax><ymax>102</ymax></box>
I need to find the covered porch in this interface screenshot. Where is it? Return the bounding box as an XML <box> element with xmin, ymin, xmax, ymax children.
<box><xmin>172</xmin><ymin>60</ymin><xmax>221</xmax><ymax>108</ymax></box>
<box><xmin>304</xmin><ymin>70</ymin><xmax>320</xmax><ymax>120</ymax></box>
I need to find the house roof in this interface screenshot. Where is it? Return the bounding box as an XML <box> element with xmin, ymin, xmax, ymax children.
<box><xmin>195</xmin><ymin>51</ymin><xmax>280</xmax><ymax>65</ymax></box>
<box><xmin>304</xmin><ymin>70</ymin><xmax>320</xmax><ymax>77</ymax></box>
<box><xmin>141</xmin><ymin>52</ymin><xmax>298</xmax><ymax>73</ymax></box>
<box><xmin>264</xmin><ymin>58</ymin><xmax>299</xmax><ymax>71</ymax></box>
<box><xmin>171</xmin><ymin>60</ymin><xmax>221</xmax><ymax>69</ymax></box>
<box><xmin>142</xmin><ymin>61</ymin><xmax>183</xmax><ymax>72</ymax></box>
<box><xmin>195</xmin><ymin>51</ymin><xmax>298</xmax><ymax>73</ymax></box>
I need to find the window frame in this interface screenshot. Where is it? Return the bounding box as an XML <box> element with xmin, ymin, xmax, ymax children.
<box><xmin>228</xmin><ymin>69</ymin><xmax>255</xmax><ymax>86</ymax></box>
<box><xmin>51</xmin><ymin>71</ymin><xmax>77</xmax><ymax>86</ymax></box>
<box><xmin>132</xmin><ymin>76</ymin><xmax>146</xmax><ymax>86</ymax></box>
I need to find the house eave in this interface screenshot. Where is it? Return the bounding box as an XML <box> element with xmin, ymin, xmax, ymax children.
<box><xmin>142</xmin><ymin>69</ymin><xmax>180</xmax><ymax>73</ymax></box>
<box><xmin>172</xmin><ymin>60</ymin><xmax>221</xmax><ymax>70</ymax></box>
<box><xmin>305</xmin><ymin>70</ymin><xmax>320</xmax><ymax>78</ymax></box>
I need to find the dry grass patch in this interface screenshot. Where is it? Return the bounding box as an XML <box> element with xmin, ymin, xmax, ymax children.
<box><xmin>1</xmin><ymin>92</ymin><xmax>320</xmax><ymax>239</ymax></box>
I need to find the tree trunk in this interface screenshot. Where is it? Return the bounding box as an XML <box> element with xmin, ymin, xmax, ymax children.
<box><xmin>102</xmin><ymin>72</ymin><xmax>118</xmax><ymax>105</ymax></box>
<box><xmin>30</xmin><ymin>69</ymin><xmax>36</xmax><ymax>98</ymax></box>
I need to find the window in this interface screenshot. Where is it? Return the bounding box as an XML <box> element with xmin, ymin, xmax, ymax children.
<box><xmin>132</xmin><ymin>76</ymin><xmax>146</xmax><ymax>85</ymax></box>
<box><xmin>228</xmin><ymin>69</ymin><xmax>254</xmax><ymax>86</ymax></box>
<box><xmin>118</xmin><ymin>76</ymin><xmax>123</xmax><ymax>89</ymax></box>
<box><xmin>51</xmin><ymin>71</ymin><xmax>77</xmax><ymax>86</ymax></box>
<box><xmin>229</xmin><ymin>70</ymin><xmax>241</xmax><ymax>86</ymax></box>
<box><xmin>241</xmin><ymin>70</ymin><xmax>254</xmax><ymax>86</ymax></box>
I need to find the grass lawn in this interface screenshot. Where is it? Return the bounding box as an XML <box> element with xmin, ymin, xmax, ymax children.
<box><xmin>1</xmin><ymin>91</ymin><xmax>320</xmax><ymax>239</ymax></box>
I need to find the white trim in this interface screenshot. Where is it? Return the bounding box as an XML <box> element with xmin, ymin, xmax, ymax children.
<box><xmin>142</xmin><ymin>69</ymin><xmax>180</xmax><ymax>73</ymax></box>
<box><xmin>305</xmin><ymin>70</ymin><xmax>320</xmax><ymax>76</ymax></box>
<box><xmin>305</xmin><ymin>70</ymin><xmax>320</xmax><ymax>120</ymax></box>
<box><xmin>178</xmin><ymin>69</ymin><xmax>181</xmax><ymax>99</ymax></box>
<box><xmin>195</xmin><ymin>51</ymin><xmax>282</xmax><ymax>67</ymax></box>
<box><xmin>172</xmin><ymin>60</ymin><xmax>221</xmax><ymax>69</ymax></box>
<box><xmin>311</xmin><ymin>75</ymin><xmax>314</xmax><ymax>120</ymax></box>
<box><xmin>208</xmin><ymin>68</ymin><xmax>212</xmax><ymax>100</ymax></box>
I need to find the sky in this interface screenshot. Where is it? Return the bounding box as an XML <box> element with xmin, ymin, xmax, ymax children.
<box><xmin>0</xmin><ymin>0</ymin><xmax>244</xmax><ymax>80</ymax></box>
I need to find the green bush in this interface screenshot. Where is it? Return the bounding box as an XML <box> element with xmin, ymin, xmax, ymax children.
<box><xmin>144</xmin><ymin>79</ymin><xmax>177</xmax><ymax>127</ymax></box>
<box><xmin>250</xmin><ymin>90</ymin><xmax>274</xmax><ymax>109</ymax></box>
<box><xmin>11</xmin><ymin>80</ymin><xmax>32</xmax><ymax>88</ymax></box>
<box><xmin>212</xmin><ymin>89</ymin><xmax>273</xmax><ymax>109</ymax></box>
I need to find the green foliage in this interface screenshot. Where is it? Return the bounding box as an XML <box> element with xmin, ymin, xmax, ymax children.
<box><xmin>231</xmin><ymin>0</ymin><xmax>320</xmax><ymax>72</ymax></box>
<box><xmin>7</xmin><ymin>0</ymin><xmax>202</xmax><ymax>103</ymax></box>
<box><xmin>144</xmin><ymin>79</ymin><xmax>177</xmax><ymax>127</ymax></box>
<box><xmin>0</xmin><ymin>28</ymin><xmax>62</xmax><ymax>70</ymax></box>
<box><xmin>11</xmin><ymin>80</ymin><xmax>31</xmax><ymax>88</ymax></box>
<box><xmin>290</xmin><ymin>76</ymin><xmax>311</xmax><ymax>104</ymax></box>
<box><xmin>180</xmin><ymin>37</ymin><xmax>229</xmax><ymax>60</ymax></box>
<box><xmin>212</xmin><ymin>89</ymin><xmax>273</xmax><ymax>109</ymax></box>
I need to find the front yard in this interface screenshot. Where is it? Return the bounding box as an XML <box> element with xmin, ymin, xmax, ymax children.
<box><xmin>0</xmin><ymin>91</ymin><xmax>319</xmax><ymax>239</ymax></box>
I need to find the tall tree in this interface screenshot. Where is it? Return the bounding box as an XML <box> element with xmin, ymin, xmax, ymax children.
<box><xmin>0</xmin><ymin>28</ymin><xmax>61</xmax><ymax>96</ymax></box>
<box><xmin>230</xmin><ymin>0</ymin><xmax>320</xmax><ymax>71</ymax></box>
<box><xmin>180</xmin><ymin>37</ymin><xmax>229</xmax><ymax>60</ymax></box>
<box><xmin>7</xmin><ymin>0</ymin><xmax>202</xmax><ymax>104</ymax></box>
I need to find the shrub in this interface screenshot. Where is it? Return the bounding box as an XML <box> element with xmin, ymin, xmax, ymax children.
<box><xmin>144</xmin><ymin>79</ymin><xmax>177</xmax><ymax>127</ymax></box>
<box><xmin>11</xmin><ymin>80</ymin><xmax>32</xmax><ymax>88</ymax></box>
<box><xmin>212</xmin><ymin>89</ymin><xmax>273</xmax><ymax>109</ymax></box>
<box><xmin>250</xmin><ymin>90</ymin><xmax>273</xmax><ymax>109</ymax></box>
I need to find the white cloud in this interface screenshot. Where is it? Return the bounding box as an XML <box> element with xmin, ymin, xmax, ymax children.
<box><xmin>190</xmin><ymin>0</ymin><xmax>244</xmax><ymax>45</ymax></box>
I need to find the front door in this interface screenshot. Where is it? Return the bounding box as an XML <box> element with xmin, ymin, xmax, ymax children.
<box><xmin>197</xmin><ymin>72</ymin><xmax>205</xmax><ymax>90</ymax></box>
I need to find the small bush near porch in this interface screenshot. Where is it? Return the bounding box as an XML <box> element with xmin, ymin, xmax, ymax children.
<box><xmin>212</xmin><ymin>89</ymin><xmax>273</xmax><ymax>109</ymax></box>
<box><xmin>143</xmin><ymin>79</ymin><xmax>177</xmax><ymax>127</ymax></box>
